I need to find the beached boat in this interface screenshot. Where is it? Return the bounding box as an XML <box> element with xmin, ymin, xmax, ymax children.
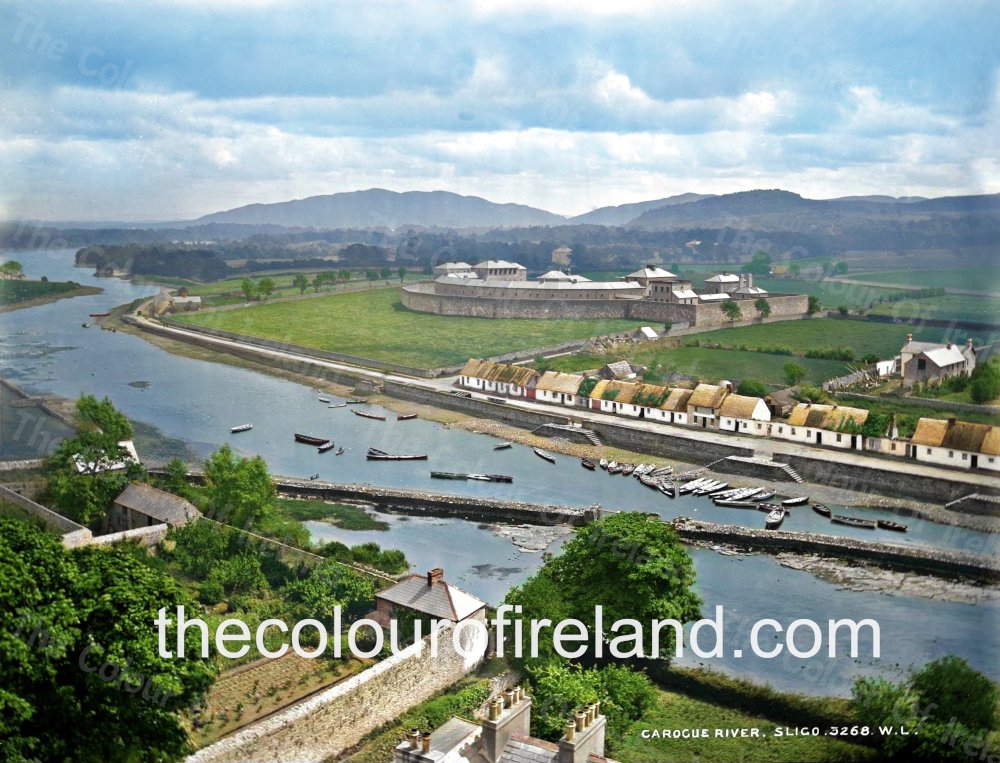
<box><xmin>534</xmin><ymin>448</ymin><xmax>556</xmax><ymax>463</ymax></box>
<box><xmin>831</xmin><ymin>514</ymin><xmax>877</xmax><ymax>529</ymax></box>
<box><xmin>318</xmin><ymin>396</ymin><xmax>331</xmax><ymax>403</ymax></box>
<box><xmin>345</xmin><ymin>399</ymin><xmax>365</xmax><ymax>404</ymax></box>
<box><xmin>295</xmin><ymin>433</ymin><xmax>329</xmax><ymax>446</ymax></box>
<box><xmin>877</xmin><ymin>519</ymin><xmax>908</xmax><ymax>532</ymax></box>
<box><xmin>607</xmin><ymin>461</ymin><xmax>622</xmax><ymax>474</ymax></box>
<box><xmin>493</xmin><ymin>442</ymin><xmax>513</xmax><ymax>450</ymax></box>
<box><xmin>811</xmin><ymin>504</ymin><xmax>832</xmax><ymax>517</ymax></box>
<box><xmin>397</xmin><ymin>413</ymin><xmax>418</xmax><ymax>421</ymax></box>
<box><xmin>658</xmin><ymin>483</ymin><xmax>675</xmax><ymax>497</ymax></box>
<box><xmin>353</xmin><ymin>410</ymin><xmax>387</xmax><ymax>421</ymax></box>
<box><xmin>431</xmin><ymin>471</ymin><xmax>467</xmax><ymax>480</ymax></box>
<box><xmin>781</xmin><ymin>496</ymin><xmax>809</xmax><ymax>507</ymax></box>
<box><xmin>599</xmin><ymin>458</ymin><xmax>609</xmax><ymax>470</ymax></box>
<box><xmin>753</xmin><ymin>490</ymin><xmax>776</xmax><ymax>502</ymax></box>
<box><xmin>317</xmin><ymin>441</ymin><xmax>336</xmax><ymax>453</ymax></box>
<box><xmin>366</xmin><ymin>447</ymin><xmax>428</xmax><ymax>461</ymax></box>
<box><xmin>621</xmin><ymin>463</ymin><xmax>636</xmax><ymax>476</ymax></box>
<box><xmin>639</xmin><ymin>473</ymin><xmax>661</xmax><ymax>488</ymax></box>
<box><xmin>756</xmin><ymin>503</ymin><xmax>780</xmax><ymax>512</ymax></box>
<box><xmin>89</xmin><ymin>312</ymin><xmax>111</xmax><ymax>318</ymax></box>
<box><xmin>308</xmin><ymin>473</ymin><xmax>320</xmax><ymax>480</ymax></box>
<box><xmin>765</xmin><ymin>507</ymin><xmax>786</xmax><ymax>530</ymax></box>
<box><xmin>328</xmin><ymin>403</ymin><xmax>347</xmax><ymax>409</ymax></box>
<box><xmin>230</xmin><ymin>423</ymin><xmax>253</xmax><ymax>433</ymax></box>
<box><xmin>581</xmin><ymin>459</ymin><xmax>596</xmax><ymax>470</ymax></box>
<box><xmin>715</xmin><ymin>500</ymin><xmax>758</xmax><ymax>508</ymax></box>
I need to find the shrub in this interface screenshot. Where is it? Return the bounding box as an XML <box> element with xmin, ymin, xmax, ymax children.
<box><xmin>737</xmin><ymin>379</ymin><xmax>767</xmax><ymax>397</ymax></box>
<box><xmin>199</xmin><ymin>578</ymin><xmax>225</xmax><ymax>605</ymax></box>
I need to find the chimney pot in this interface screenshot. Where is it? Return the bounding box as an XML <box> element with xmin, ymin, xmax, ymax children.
<box><xmin>906</xmin><ymin>333</ymin><xmax>913</xmax><ymax>342</ymax></box>
<box><xmin>503</xmin><ymin>689</ymin><xmax>514</xmax><ymax>708</ymax></box>
<box><xmin>594</xmin><ymin>701</ymin><xmax>601</xmax><ymax>717</ymax></box>
<box><xmin>426</xmin><ymin>567</ymin><xmax>444</xmax><ymax>586</ymax></box>
<box><xmin>968</xmin><ymin>338</ymin><xmax>974</xmax><ymax>348</ymax></box>
<box><xmin>409</xmin><ymin>730</ymin><xmax>420</xmax><ymax>749</ymax></box>
<box><xmin>421</xmin><ymin>734</ymin><xmax>431</xmax><ymax>754</ymax></box>
<box><xmin>564</xmin><ymin>722</ymin><xmax>576</xmax><ymax>742</ymax></box>
<box><xmin>575</xmin><ymin>712</ymin><xmax>586</xmax><ymax>731</ymax></box>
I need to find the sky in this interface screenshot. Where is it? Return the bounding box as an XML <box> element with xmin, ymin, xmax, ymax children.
<box><xmin>1</xmin><ymin>0</ymin><xmax>998</xmax><ymax>222</ymax></box>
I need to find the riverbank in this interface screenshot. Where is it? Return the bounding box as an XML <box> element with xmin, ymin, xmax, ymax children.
<box><xmin>0</xmin><ymin>283</ymin><xmax>103</xmax><ymax>313</ymax></box>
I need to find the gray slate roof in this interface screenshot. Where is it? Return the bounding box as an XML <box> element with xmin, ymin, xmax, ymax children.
<box><xmin>501</xmin><ymin>735</ymin><xmax>559</xmax><ymax>763</ymax></box>
<box><xmin>376</xmin><ymin>574</ymin><xmax>485</xmax><ymax>621</ymax></box>
<box><xmin>113</xmin><ymin>482</ymin><xmax>201</xmax><ymax>525</ymax></box>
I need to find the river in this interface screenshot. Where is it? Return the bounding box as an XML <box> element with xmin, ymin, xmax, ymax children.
<box><xmin>1</xmin><ymin>248</ymin><xmax>998</xmax><ymax>695</ymax></box>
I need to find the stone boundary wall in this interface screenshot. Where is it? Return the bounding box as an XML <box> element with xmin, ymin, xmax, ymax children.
<box><xmin>782</xmin><ymin>452</ymin><xmax>1000</xmax><ymax>503</ymax></box>
<box><xmin>187</xmin><ymin>620</ymin><xmax>488</xmax><ymax>763</ymax></box>
<box><xmin>0</xmin><ymin>458</ymin><xmax>44</xmax><ymax>472</ymax></box>
<box><xmin>847</xmin><ymin>313</ymin><xmax>1000</xmax><ymax>333</ymax></box>
<box><xmin>81</xmin><ymin>523</ymin><xmax>168</xmax><ymax>548</ymax></box>
<box><xmin>672</xmin><ymin>517</ymin><xmax>1000</xmax><ymax>582</ymax></box>
<box><xmin>0</xmin><ymin>484</ymin><xmax>88</xmax><ymax>536</ymax></box>
<box><xmin>833</xmin><ymin>391</ymin><xmax>1000</xmax><ymax>416</ymax></box>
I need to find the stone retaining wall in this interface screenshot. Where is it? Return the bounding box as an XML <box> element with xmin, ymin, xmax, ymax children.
<box><xmin>188</xmin><ymin>620</ymin><xmax>488</xmax><ymax>763</ymax></box>
<box><xmin>672</xmin><ymin>517</ymin><xmax>1000</xmax><ymax>582</ymax></box>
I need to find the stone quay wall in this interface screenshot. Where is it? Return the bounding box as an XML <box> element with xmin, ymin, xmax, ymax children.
<box><xmin>672</xmin><ymin>517</ymin><xmax>1000</xmax><ymax>582</ymax></box>
<box><xmin>188</xmin><ymin>619</ymin><xmax>488</xmax><ymax>763</ymax></box>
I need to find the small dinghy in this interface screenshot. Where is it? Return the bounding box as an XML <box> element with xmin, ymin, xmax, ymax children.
<box><xmin>753</xmin><ymin>490</ymin><xmax>775</xmax><ymax>502</ymax></box>
<box><xmin>765</xmin><ymin>507</ymin><xmax>786</xmax><ymax>530</ymax></box>
<box><xmin>812</xmin><ymin>504</ymin><xmax>832</xmax><ymax>517</ymax></box>
<box><xmin>782</xmin><ymin>496</ymin><xmax>809</xmax><ymax>507</ymax></box>
<box><xmin>621</xmin><ymin>463</ymin><xmax>636</xmax><ymax>476</ymax></box>
<box><xmin>230</xmin><ymin>423</ymin><xmax>253</xmax><ymax>433</ymax></box>
<box><xmin>581</xmin><ymin>459</ymin><xmax>596</xmax><ymax>470</ymax></box>
<box><xmin>658</xmin><ymin>483</ymin><xmax>675</xmax><ymax>497</ymax></box>
<box><xmin>353</xmin><ymin>410</ymin><xmax>387</xmax><ymax>421</ymax></box>
<box><xmin>757</xmin><ymin>502</ymin><xmax>780</xmax><ymax>512</ymax></box>
<box><xmin>877</xmin><ymin>519</ymin><xmax>908</xmax><ymax>532</ymax></box>
<box><xmin>318</xmin><ymin>441</ymin><xmax>336</xmax><ymax>453</ymax></box>
<box><xmin>607</xmin><ymin>461</ymin><xmax>621</xmax><ymax>474</ymax></box>
<box><xmin>599</xmin><ymin>458</ymin><xmax>609</xmax><ymax>470</ymax></box>
<box><xmin>328</xmin><ymin>403</ymin><xmax>347</xmax><ymax>409</ymax></box>
<box><xmin>295</xmin><ymin>433</ymin><xmax>329</xmax><ymax>446</ymax></box>
<box><xmin>831</xmin><ymin>514</ymin><xmax>877</xmax><ymax>529</ymax></box>
<box><xmin>534</xmin><ymin>448</ymin><xmax>556</xmax><ymax>463</ymax></box>
<box><xmin>397</xmin><ymin>413</ymin><xmax>418</xmax><ymax>421</ymax></box>
<box><xmin>318</xmin><ymin>396</ymin><xmax>331</xmax><ymax>403</ymax></box>
<box><xmin>367</xmin><ymin>447</ymin><xmax>428</xmax><ymax>461</ymax></box>
<box><xmin>335</xmin><ymin>447</ymin><xmax>345</xmax><ymax>455</ymax></box>
<box><xmin>493</xmin><ymin>442</ymin><xmax>513</xmax><ymax>450</ymax></box>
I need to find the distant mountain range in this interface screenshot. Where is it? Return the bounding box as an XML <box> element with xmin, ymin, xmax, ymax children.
<box><xmin>190</xmin><ymin>187</ymin><xmax>999</xmax><ymax>232</ymax></box>
<box><xmin>193</xmin><ymin>188</ymin><xmax>565</xmax><ymax>230</ymax></box>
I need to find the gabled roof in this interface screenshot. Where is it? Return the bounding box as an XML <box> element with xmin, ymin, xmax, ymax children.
<box><xmin>902</xmin><ymin>340</ymin><xmax>945</xmax><ymax>354</ymax></box>
<box><xmin>688</xmin><ymin>384</ymin><xmax>729</xmax><ymax>409</ymax></box>
<box><xmin>537</xmin><ymin>270</ymin><xmax>571</xmax><ymax>281</ymax></box>
<box><xmin>434</xmin><ymin>261</ymin><xmax>472</xmax><ymax>270</ymax></box>
<box><xmin>911</xmin><ymin>418</ymin><xmax>999</xmax><ymax>454</ymax></box>
<box><xmin>459</xmin><ymin>359</ymin><xmax>540</xmax><ymax>387</ymax></box>
<box><xmin>787</xmin><ymin>403</ymin><xmax>869</xmax><ymax>431</ymax></box>
<box><xmin>376</xmin><ymin>574</ymin><xmax>485</xmax><ymax>622</ymax></box>
<box><xmin>719</xmin><ymin>394</ymin><xmax>768</xmax><ymax>420</ymax></box>
<box><xmin>473</xmin><ymin>260</ymin><xmax>526</xmax><ymax>270</ymax></box>
<box><xmin>590</xmin><ymin>379</ymin><xmax>668</xmax><ymax>405</ymax></box>
<box><xmin>113</xmin><ymin>483</ymin><xmax>201</xmax><ymax>525</ymax></box>
<box><xmin>624</xmin><ymin>265</ymin><xmax>677</xmax><ymax>280</ymax></box>
<box><xmin>672</xmin><ymin>288</ymin><xmax>698</xmax><ymax>299</ymax></box>
<box><xmin>536</xmin><ymin>371</ymin><xmax>585</xmax><ymax>395</ymax></box>
<box><xmin>603</xmin><ymin>360</ymin><xmax>635</xmax><ymax>379</ymax></box>
<box><xmin>698</xmin><ymin>293</ymin><xmax>732</xmax><ymax>301</ymax></box>
<box><xmin>921</xmin><ymin>346</ymin><xmax>966</xmax><ymax>368</ymax></box>
<box><xmin>660</xmin><ymin>387</ymin><xmax>693</xmax><ymax>411</ymax></box>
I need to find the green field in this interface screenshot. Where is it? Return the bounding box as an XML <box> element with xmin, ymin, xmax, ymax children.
<box><xmin>617</xmin><ymin>688</ymin><xmax>875</xmax><ymax>763</ymax></box>
<box><xmin>0</xmin><ymin>279</ymin><xmax>85</xmax><ymax>306</ymax></box>
<box><xmin>177</xmin><ymin>287</ymin><xmax>638</xmax><ymax>368</ymax></box>
<box><xmin>755</xmin><ymin>277</ymin><xmax>903</xmax><ymax>309</ymax></box>
<box><xmin>854</xmin><ymin>267</ymin><xmax>1000</xmax><ymax>292</ymax></box>
<box><xmin>540</xmin><ymin>347</ymin><xmax>847</xmax><ymax>388</ymax></box>
<box><xmin>869</xmin><ymin>294</ymin><xmax>1000</xmax><ymax>325</ymax></box>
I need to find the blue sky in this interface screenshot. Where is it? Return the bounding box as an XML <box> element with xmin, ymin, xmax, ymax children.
<box><xmin>2</xmin><ymin>0</ymin><xmax>998</xmax><ymax>221</ymax></box>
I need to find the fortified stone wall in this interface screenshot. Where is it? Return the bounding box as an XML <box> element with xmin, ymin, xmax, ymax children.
<box><xmin>187</xmin><ymin>620</ymin><xmax>488</xmax><ymax>763</ymax></box>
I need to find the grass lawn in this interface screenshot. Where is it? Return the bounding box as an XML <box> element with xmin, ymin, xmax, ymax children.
<box><xmin>754</xmin><ymin>277</ymin><xmax>903</xmax><ymax>310</ymax></box>
<box><xmin>177</xmin><ymin>287</ymin><xmax>639</xmax><ymax>368</ymax></box>
<box><xmin>832</xmin><ymin>396</ymin><xmax>1000</xmax><ymax>428</ymax></box>
<box><xmin>0</xmin><ymin>279</ymin><xmax>85</xmax><ymax>305</ymax></box>
<box><xmin>617</xmin><ymin>688</ymin><xmax>876</xmax><ymax>763</ymax></box>
<box><xmin>274</xmin><ymin>497</ymin><xmax>388</xmax><ymax>531</ymax></box>
<box><xmin>853</xmin><ymin>267</ymin><xmax>1000</xmax><ymax>292</ymax></box>
<box><xmin>690</xmin><ymin>318</ymin><xmax>982</xmax><ymax>360</ymax></box>
<box><xmin>868</xmin><ymin>294</ymin><xmax>1000</xmax><ymax>325</ymax></box>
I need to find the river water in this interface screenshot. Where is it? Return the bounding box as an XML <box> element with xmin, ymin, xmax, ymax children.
<box><xmin>2</xmin><ymin>248</ymin><xmax>998</xmax><ymax>695</ymax></box>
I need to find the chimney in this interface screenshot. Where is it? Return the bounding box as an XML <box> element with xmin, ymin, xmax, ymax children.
<box><xmin>559</xmin><ymin>704</ymin><xmax>607</xmax><ymax>763</ymax></box>
<box><xmin>906</xmin><ymin>333</ymin><xmax>913</xmax><ymax>343</ymax></box>
<box><xmin>426</xmin><ymin>568</ymin><xmax>444</xmax><ymax>587</ymax></box>
<box><xmin>968</xmin><ymin>338</ymin><xmax>974</xmax><ymax>348</ymax></box>
<box><xmin>747</xmin><ymin>272</ymin><xmax>754</xmax><ymax>289</ymax></box>
<box><xmin>421</xmin><ymin>735</ymin><xmax>430</xmax><ymax>754</ymax></box>
<box><xmin>481</xmin><ymin>688</ymin><xmax>532</xmax><ymax>763</ymax></box>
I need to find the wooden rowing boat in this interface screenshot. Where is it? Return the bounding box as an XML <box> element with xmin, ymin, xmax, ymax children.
<box><xmin>366</xmin><ymin>447</ymin><xmax>428</xmax><ymax>461</ymax></box>
<box><xmin>581</xmin><ymin>459</ymin><xmax>596</xmax><ymax>470</ymax></box>
<box><xmin>335</xmin><ymin>447</ymin><xmax>345</xmax><ymax>455</ymax></box>
<box><xmin>230</xmin><ymin>423</ymin><xmax>253</xmax><ymax>433</ymax></box>
<box><xmin>599</xmin><ymin>458</ymin><xmax>609</xmax><ymax>470</ymax></box>
<box><xmin>431</xmin><ymin>471</ymin><xmax>469</xmax><ymax>479</ymax></box>
<box><xmin>765</xmin><ymin>507</ymin><xmax>785</xmax><ymax>530</ymax></box>
<box><xmin>397</xmin><ymin>413</ymin><xmax>418</xmax><ymax>421</ymax></box>
<box><xmin>317</xmin><ymin>441</ymin><xmax>336</xmax><ymax>453</ymax></box>
<box><xmin>811</xmin><ymin>504</ymin><xmax>832</xmax><ymax>517</ymax></box>
<box><xmin>353</xmin><ymin>410</ymin><xmax>387</xmax><ymax>421</ymax></box>
<box><xmin>534</xmin><ymin>448</ymin><xmax>556</xmax><ymax>463</ymax></box>
<box><xmin>782</xmin><ymin>496</ymin><xmax>809</xmax><ymax>507</ymax></box>
<box><xmin>621</xmin><ymin>463</ymin><xmax>636</xmax><ymax>476</ymax></box>
<box><xmin>318</xmin><ymin>396</ymin><xmax>331</xmax><ymax>403</ymax></box>
<box><xmin>328</xmin><ymin>403</ymin><xmax>347</xmax><ymax>408</ymax></box>
<box><xmin>831</xmin><ymin>514</ymin><xmax>876</xmax><ymax>529</ymax></box>
<box><xmin>877</xmin><ymin>519</ymin><xmax>908</xmax><ymax>532</ymax></box>
<box><xmin>89</xmin><ymin>312</ymin><xmax>111</xmax><ymax>318</ymax></box>
<box><xmin>493</xmin><ymin>442</ymin><xmax>513</xmax><ymax>450</ymax></box>
<box><xmin>295</xmin><ymin>433</ymin><xmax>329</xmax><ymax>446</ymax></box>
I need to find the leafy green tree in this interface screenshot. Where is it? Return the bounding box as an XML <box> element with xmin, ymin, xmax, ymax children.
<box><xmin>311</xmin><ymin>275</ymin><xmax>322</xmax><ymax>292</ymax></box>
<box><xmin>365</xmin><ymin>268</ymin><xmax>378</xmax><ymax>283</ymax></box>
<box><xmin>793</xmin><ymin>385</ymin><xmax>828</xmax><ymax>403</ymax></box>
<box><xmin>208</xmin><ymin>552</ymin><xmax>268</xmax><ymax>595</ymax></box>
<box><xmin>507</xmin><ymin>513</ymin><xmax>701</xmax><ymax>663</ymax></box>
<box><xmin>740</xmin><ymin>251</ymin><xmax>772</xmax><ymax>275</ymax></box>
<box><xmin>241</xmin><ymin>278</ymin><xmax>255</xmax><ymax>300</ymax></box>
<box><xmin>292</xmin><ymin>273</ymin><xmax>309</xmax><ymax>294</ymax></box>
<box><xmin>833</xmin><ymin>261</ymin><xmax>849</xmax><ymax>275</ymax></box>
<box><xmin>169</xmin><ymin>520</ymin><xmax>231</xmax><ymax>579</ymax></box>
<box><xmin>753</xmin><ymin>297</ymin><xmax>771</xmax><ymax>319</ymax></box>
<box><xmin>737</xmin><ymin>379</ymin><xmax>767</xmax><ymax>397</ymax></box>
<box><xmin>280</xmin><ymin>559</ymin><xmax>376</xmax><ymax>625</ymax></box>
<box><xmin>201</xmin><ymin>445</ymin><xmax>276</xmax><ymax>529</ymax></box>
<box><xmin>397</xmin><ymin>266</ymin><xmax>407</xmax><ymax>282</ymax></box>
<box><xmin>912</xmin><ymin>655</ymin><xmax>998</xmax><ymax>732</ymax></box>
<box><xmin>257</xmin><ymin>277</ymin><xmax>275</xmax><ymax>300</ymax></box>
<box><xmin>852</xmin><ymin>677</ymin><xmax>919</xmax><ymax>757</ymax></box>
<box><xmin>721</xmin><ymin>299</ymin><xmax>741</xmax><ymax>323</ymax></box>
<box><xmin>807</xmin><ymin>295</ymin><xmax>821</xmax><ymax>314</ymax></box>
<box><xmin>339</xmin><ymin>269</ymin><xmax>351</xmax><ymax>284</ymax></box>
<box><xmin>789</xmin><ymin>262</ymin><xmax>801</xmax><ymax>277</ymax></box>
<box><xmin>76</xmin><ymin>394</ymin><xmax>133</xmax><ymax>442</ymax></box>
<box><xmin>380</xmin><ymin>266</ymin><xmax>392</xmax><ymax>281</ymax></box>
<box><xmin>1</xmin><ymin>260</ymin><xmax>24</xmax><ymax>276</ymax></box>
<box><xmin>0</xmin><ymin>518</ymin><xmax>216</xmax><ymax>762</ymax></box>
<box><xmin>783</xmin><ymin>362</ymin><xmax>807</xmax><ymax>386</ymax></box>
<box><xmin>970</xmin><ymin>360</ymin><xmax>1000</xmax><ymax>404</ymax></box>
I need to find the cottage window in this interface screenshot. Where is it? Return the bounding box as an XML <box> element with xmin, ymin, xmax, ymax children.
<box><xmin>791</xmin><ymin>428</ymin><xmax>796</xmax><ymax>435</ymax></box>
<box><xmin>778</xmin><ymin>426</ymin><xmax>783</xmax><ymax>433</ymax></box>
<box><xmin>917</xmin><ymin>358</ymin><xmax>926</xmax><ymax>370</ymax></box>
<box><xmin>836</xmin><ymin>434</ymin><xmax>842</xmax><ymax>442</ymax></box>
<box><xmin>962</xmin><ymin>453</ymin><xmax>967</xmax><ymax>460</ymax></box>
<box><xmin>927</xmin><ymin>448</ymin><xmax>931</xmax><ymax>454</ymax></box>
<box><xmin>948</xmin><ymin>450</ymin><xmax>954</xmax><ymax>457</ymax></box>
